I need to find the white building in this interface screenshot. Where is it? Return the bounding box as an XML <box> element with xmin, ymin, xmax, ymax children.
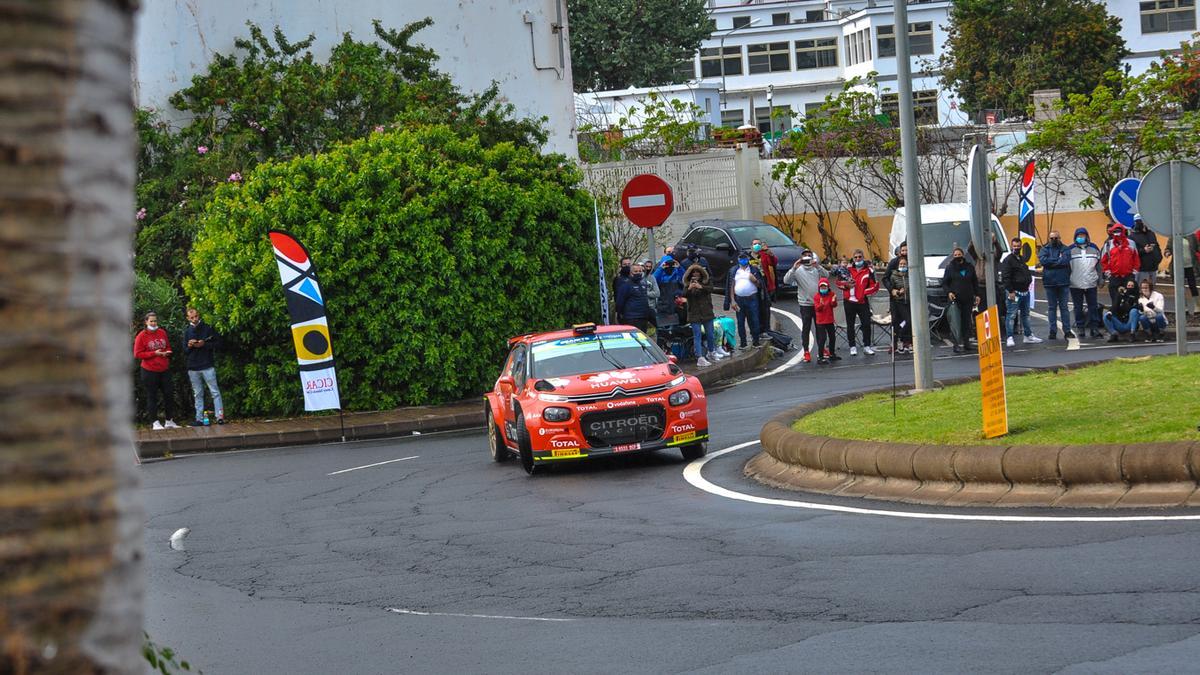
<box><xmin>582</xmin><ymin>0</ymin><xmax>1196</xmax><ymax>135</ymax></box>
<box><xmin>134</xmin><ymin>0</ymin><xmax>578</xmax><ymax>156</ymax></box>
<box><xmin>575</xmin><ymin>84</ymin><xmax>721</xmax><ymax>130</ymax></box>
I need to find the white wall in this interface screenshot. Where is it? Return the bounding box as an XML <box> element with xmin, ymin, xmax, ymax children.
<box><xmin>133</xmin><ymin>0</ymin><xmax>577</xmax><ymax>156</ymax></box>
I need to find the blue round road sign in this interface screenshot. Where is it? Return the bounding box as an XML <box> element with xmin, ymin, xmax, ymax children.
<box><xmin>1108</xmin><ymin>177</ymin><xmax>1141</xmax><ymax>229</ymax></box>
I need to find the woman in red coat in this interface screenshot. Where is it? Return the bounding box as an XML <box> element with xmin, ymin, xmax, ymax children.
<box><xmin>133</xmin><ymin>311</ymin><xmax>178</xmax><ymax>429</ymax></box>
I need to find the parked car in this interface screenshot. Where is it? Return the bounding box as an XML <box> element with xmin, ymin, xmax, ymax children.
<box><xmin>672</xmin><ymin>219</ymin><xmax>803</xmax><ymax>294</ymax></box>
<box><xmin>889</xmin><ymin>203</ymin><xmax>1010</xmax><ymax>303</ymax></box>
<box><xmin>484</xmin><ymin>323</ymin><xmax>710</xmax><ymax>475</ymax></box>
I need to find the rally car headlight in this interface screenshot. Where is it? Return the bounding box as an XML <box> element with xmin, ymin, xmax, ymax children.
<box><xmin>542</xmin><ymin>406</ymin><xmax>571</xmax><ymax>423</ymax></box>
<box><xmin>668</xmin><ymin>390</ymin><xmax>691</xmax><ymax>407</ymax></box>
<box><xmin>669</xmin><ymin>375</ymin><xmax>687</xmax><ymax>387</ymax></box>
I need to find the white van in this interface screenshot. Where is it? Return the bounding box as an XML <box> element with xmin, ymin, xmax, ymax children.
<box><xmin>889</xmin><ymin>203</ymin><xmax>1009</xmax><ymax>300</ymax></box>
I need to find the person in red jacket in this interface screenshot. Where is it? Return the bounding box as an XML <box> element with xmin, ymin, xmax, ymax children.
<box><xmin>133</xmin><ymin>311</ymin><xmax>178</xmax><ymax>429</ymax></box>
<box><xmin>836</xmin><ymin>249</ymin><xmax>881</xmax><ymax>356</ymax></box>
<box><xmin>1101</xmin><ymin>223</ymin><xmax>1140</xmax><ymax>305</ymax></box>
<box><xmin>813</xmin><ymin>279</ymin><xmax>841</xmax><ymax>364</ymax></box>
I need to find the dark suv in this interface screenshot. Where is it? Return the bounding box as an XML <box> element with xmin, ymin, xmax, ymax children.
<box><xmin>672</xmin><ymin>219</ymin><xmax>803</xmax><ymax>294</ymax></box>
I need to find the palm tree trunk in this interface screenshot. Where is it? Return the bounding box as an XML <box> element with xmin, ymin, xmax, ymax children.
<box><xmin>0</xmin><ymin>1</ymin><xmax>142</xmax><ymax>672</ymax></box>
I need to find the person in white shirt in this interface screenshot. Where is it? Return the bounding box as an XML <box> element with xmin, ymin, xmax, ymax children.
<box><xmin>723</xmin><ymin>255</ymin><xmax>764</xmax><ymax>349</ymax></box>
<box><xmin>1135</xmin><ymin>279</ymin><xmax>1167</xmax><ymax>342</ymax></box>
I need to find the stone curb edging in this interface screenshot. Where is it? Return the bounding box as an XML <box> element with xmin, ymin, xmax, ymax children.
<box><xmin>136</xmin><ymin>342</ymin><xmax>774</xmax><ymax>461</ymax></box>
<box><xmin>752</xmin><ymin>361</ymin><xmax>1200</xmax><ymax>509</ymax></box>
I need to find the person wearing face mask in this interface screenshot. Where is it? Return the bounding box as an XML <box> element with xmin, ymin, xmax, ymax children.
<box><xmin>751</xmin><ymin>238</ymin><xmax>778</xmax><ymax>298</ymax></box>
<box><xmin>683</xmin><ymin>244</ymin><xmax>709</xmax><ymax>272</ymax></box>
<box><xmin>1130</xmin><ymin>214</ymin><xmax>1163</xmax><ymax>286</ymax></box>
<box><xmin>813</xmin><ymin>279</ymin><xmax>840</xmax><ymax>363</ymax></box>
<box><xmin>1000</xmin><ymin>236</ymin><xmax>1041</xmax><ymax>347</ymax></box>
<box><xmin>836</xmin><ymin>249</ymin><xmax>880</xmax><ymax>356</ymax></box>
<box><xmin>1067</xmin><ymin>227</ymin><xmax>1103</xmax><ymax>339</ymax></box>
<box><xmin>1136</xmin><ymin>279</ymin><xmax>1167</xmax><ymax>342</ymax></box>
<box><xmin>943</xmin><ymin>247</ymin><xmax>978</xmax><ymax>354</ymax></box>
<box><xmin>615</xmin><ymin>264</ymin><xmax>654</xmax><ymax>335</ymax></box>
<box><xmin>784</xmin><ymin>250</ymin><xmax>827</xmax><ymax>362</ymax></box>
<box><xmin>1101</xmin><ymin>223</ymin><xmax>1140</xmax><ymax>306</ymax></box>
<box><xmin>183</xmin><ymin>307</ymin><xmax>225</xmax><ymax>425</ymax></box>
<box><xmin>1037</xmin><ymin>231</ymin><xmax>1074</xmax><ymax>341</ymax></box>
<box><xmin>724</xmin><ymin>254</ymin><xmax>764</xmax><ymax>349</ymax></box>
<box><xmin>1103</xmin><ymin>278</ymin><xmax>1141</xmax><ymax>342</ymax></box>
<box><xmin>683</xmin><ymin>262</ymin><xmax>724</xmax><ymax>366</ymax></box>
<box><xmin>887</xmin><ymin>256</ymin><xmax>912</xmax><ymax>354</ymax></box>
<box><xmin>133</xmin><ymin>311</ymin><xmax>179</xmax><ymax>430</ymax></box>
<box><xmin>653</xmin><ymin>254</ymin><xmax>684</xmax><ymax>323</ymax></box>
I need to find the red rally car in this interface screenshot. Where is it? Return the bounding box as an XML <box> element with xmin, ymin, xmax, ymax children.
<box><xmin>484</xmin><ymin>323</ymin><xmax>710</xmax><ymax>474</ymax></box>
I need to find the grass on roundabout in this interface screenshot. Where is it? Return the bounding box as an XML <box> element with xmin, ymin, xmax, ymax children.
<box><xmin>794</xmin><ymin>354</ymin><xmax>1200</xmax><ymax>446</ymax></box>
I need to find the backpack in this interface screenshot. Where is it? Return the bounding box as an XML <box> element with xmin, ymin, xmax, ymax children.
<box><xmin>763</xmin><ymin>329</ymin><xmax>794</xmax><ymax>351</ymax></box>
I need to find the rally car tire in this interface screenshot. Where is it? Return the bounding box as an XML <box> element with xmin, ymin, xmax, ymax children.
<box><xmin>515</xmin><ymin>412</ymin><xmax>539</xmax><ymax>475</ymax></box>
<box><xmin>486</xmin><ymin>407</ymin><xmax>509</xmax><ymax>463</ymax></box>
<box><xmin>680</xmin><ymin>442</ymin><xmax>707</xmax><ymax>461</ymax></box>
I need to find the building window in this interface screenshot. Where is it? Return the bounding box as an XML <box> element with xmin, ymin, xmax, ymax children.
<box><xmin>732</xmin><ymin>15</ymin><xmax>752</xmax><ymax>29</ymax></box>
<box><xmin>754</xmin><ymin>106</ymin><xmax>791</xmax><ymax>135</ymax></box>
<box><xmin>795</xmin><ymin>37</ymin><xmax>838</xmax><ymax>69</ymax></box>
<box><xmin>748</xmin><ymin>42</ymin><xmax>791</xmax><ymax>74</ymax></box>
<box><xmin>845</xmin><ymin>28</ymin><xmax>872</xmax><ymax>66</ymax></box>
<box><xmin>700</xmin><ymin>46</ymin><xmax>743</xmax><ymax>78</ymax></box>
<box><xmin>877</xmin><ymin>22</ymin><xmax>934</xmax><ymax>58</ymax></box>
<box><xmin>772</xmin><ymin>12</ymin><xmax>790</xmax><ymax>26</ymax></box>
<box><xmin>720</xmin><ymin>109</ymin><xmax>745</xmax><ymax>128</ymax></box>
<box><xmin>881</xmin><ymin>90</ymin><xmax>939</xmax><ymax>126</ymax></box>
<box><xmin>806</xmin><ymin>9</ymin><xmax>825</xmax><ymax>23</ymax></box>
<box><xmin>673</xmin><ymin>58</ymin><xmax>697</xmax><ymax>82</ymax></box>
<box><xmin>804</xmin><ymin>101</ymin><xmax>828</xmax><ymax>118</ymax></box>
<box><xmin>1141</xmin><ymin>0</ymin><xmax>1196</xmax><ymax>33</ymax></box>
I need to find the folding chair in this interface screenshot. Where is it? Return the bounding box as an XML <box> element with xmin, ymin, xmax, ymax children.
<box><xmin>868</xmin><ymin>293</ymin><xmax>893</xmax><ymax>349</ymax></box>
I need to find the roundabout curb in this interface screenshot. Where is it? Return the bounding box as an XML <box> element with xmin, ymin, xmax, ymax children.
<box><xmin>753</xmin><ymin>366</ymin><xmax>1200</xmax><ymax>509</ymax></box>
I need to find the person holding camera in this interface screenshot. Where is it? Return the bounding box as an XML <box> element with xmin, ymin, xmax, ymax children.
<box><xmin>1136</xmin><ymin>279</ymin><xmax>1167</xmax><ymax>343</ymax></box>
<box><xmin>784</xmin><ymin>250</ymin><xmax>826</xmax><ymax>362</ymax></box>
<box><xmin>683</xmin><ymin>262</ymin><xmax>723</xmax><ymax>366</ymax></box>
<box><xmin>183</xmin><ymin>307</ymin><xmax>225</xmax><ymax>425</ymax></box>
<box><xmin>1103</xmin><ymin>278</ymin><xmax>1141</xmax><ymax>342</ymax></box>
<box><xmin>1000</xmin><ymin>236</ymin><xmax>1041</xmax><ymax>347</ymax></box>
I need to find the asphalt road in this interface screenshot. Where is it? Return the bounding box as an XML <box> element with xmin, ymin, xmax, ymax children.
<box><xmin>141</xmin><ymin>305</ymin><xmax>1200</xmax><ymax>674</ymax></box>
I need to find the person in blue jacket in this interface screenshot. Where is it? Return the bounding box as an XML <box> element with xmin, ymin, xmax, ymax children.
<box><xmin>652</xmin><ymin>254</ymin><xmax>685</xmax><ymax>321</ymax></box>
<box><xmin>1037</xmin><ymin>230</ymin><xmax>1075</xmax><ymax>340</ymax></box>
<box><xmin>615</xmin><ymin>265</ymin><xmax>654</xmax><ymax>334</ymax></box>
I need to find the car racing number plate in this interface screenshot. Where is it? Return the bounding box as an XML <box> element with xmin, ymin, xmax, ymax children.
<box><xmin>613</xmin><ymin>442</ymin><xmax>641</xmax><ymax>453</ymax></box>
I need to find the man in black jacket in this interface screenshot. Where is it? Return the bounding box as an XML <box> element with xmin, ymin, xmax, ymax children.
<box><xmin>999</xmin><ymin>236</ymin><xmax>1042</xmax><ymax>347</ymax></box>
<box><xmin>183</xmin><ymin>307</ymin><xmax>225</xmax><ymax>425</ymax></box>
<box><xmin>1130</xmin><ymin>214</ymin><xmax>1163</xmax><ymax>286</ymax></box>
<box><xmin>943</xmin><ymin>247</ymin><xmax>977</xmax><ymax>354</ymax></box>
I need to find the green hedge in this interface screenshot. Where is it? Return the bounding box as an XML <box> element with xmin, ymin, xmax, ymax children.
<box><xmin>185</xmin><ymin>125</ymin><xmax>597</xmax><ymax>416</ymax></box>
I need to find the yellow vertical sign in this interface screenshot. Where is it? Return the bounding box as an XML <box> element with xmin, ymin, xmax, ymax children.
<box><xmin>975</xmin><ymin>305</ymin><xmax>1008</xmax><ymax>438</ymax></box>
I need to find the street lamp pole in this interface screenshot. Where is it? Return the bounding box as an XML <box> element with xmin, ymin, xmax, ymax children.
<box><xmin>718</xmin><ymin>17</ymin><xmax>761</xmax><ymax>113</ymax></box>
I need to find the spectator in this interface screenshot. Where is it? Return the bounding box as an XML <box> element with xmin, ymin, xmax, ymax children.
<box><xmin>1000</xmin><ymin>236</ymin><xmax>1042</xmax><ymax>347</ymax></box>
<box><xmin>752</xmin><ymin>238</ymin><xmax>779</xmax><ymax>299</ymax></box>
<box><xmin>724</xmin><ymin>254</ymin><xmax>764</xmax><ymax>349</ymax></box>
<box><xmin>1101</xmin><ymin>223</ymin><xmax>1140</xmax><ymax>305</ymax></box>
<box><xmin>813</xmin><ymin>279</ymin><xmax>840</xmax><ymax>363</ymax></box>
<box><xmin>133</xmin><ymin>311</ymin><xmax>178</xmax><ymax>430</ymax></box>
<box><xmin>783</xmin><ymin>250</ymin><xmax>826</xmax><ymax>362</ymax></box>
<box><xmin>1103</xmin><ymin>278</ymin><xmax>1141</xmax><ymax>342</ymax></box>
<box><xmin>1130</xmin><ymin>214</ymin><xmax>1163</xmax><ymax>286</ymax></box>
<box><xmin>614</xmin><ymin>257</ymin><xmax>633</xmax><ymax>293</ymax></box>
<box><xmin>615</xmin><ymin>265</ymin><xmax>654</xmax><ymax>334</ymax></box>
<box><xmin>183</xmin><ymin>308</ymin><xmax>225</xmax><ymax>425</ymax></box>
<box><xmin>1038</xmin><ymin>230</ymin><xmax>1075</xmax><ymax>340</ymax></box>
<box><xmin>884</xmin><ymin>241</ymin><xmax>908</xmax><ymax>280</ymax></box>
<box><xmin>836</xmin><ymin>249</ymin><xmax>880</xmax><ymax>356</ymax></box>
<box><xmin>683</xmin><ymin>263</ymin><xmax>723</xmax><ymax>366</ymax></box>
<box><xmin>1164</xmin><ymin>228</ymin><xmax>1199</xmax><ymax>317</ymax></box>
<box><xmin>887</xmin><ymin>255</ymin><xmax>912</xmax><ymax>353</ymax></box>
<box><xmin>1067</xmin><ymin>226</ymin><xmax>1103</xmax><ymax>338</ymax></box>
<box><xmin>653</xmin><ymin>254</ymin><xmax>684</xmax><ymax>320</ymax></box>
<box><xmin>943</xmin><ymin>247</ymin><xmax>977</xmax><ymax>354</ymax></box>
<box><xmin>1136</xmin><ymin>279</ymin><xmax>1167</xmax><ymax>343</ymax></box>
<box><xmin>682</xmin><ymin>243</ymin><xmax>709</xmax><ymax>271</ymax></box>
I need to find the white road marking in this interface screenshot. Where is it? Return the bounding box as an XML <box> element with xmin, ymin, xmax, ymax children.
<box><xmin>737</xmin><ymin>307</ymin><xmax>807</xmax><ymax>384</ymax></box>
<box><xmin>627</xmin><ymin>194</ymin><xmax>666</xmax><ymax>208</ymax></box>
<box><xmin>327</xmin><ymin>455</ymin><xmax>419</xmax><ymax>476</ymax></box>
<box><xmin>387</xmin><ymin>608</ymin><xmax>574</xmax><ymax>622</ymax></box>
<box><xmin>684</xmin><ymin>441</ymin><xmax>1200</xmax><ymax>523</ymax></box>
<box><xmin>169</xmin><ymin>527</ymin><xmax>190</xmax><ymax>551</ymax></box>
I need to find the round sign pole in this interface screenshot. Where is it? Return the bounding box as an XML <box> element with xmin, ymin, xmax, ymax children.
<box><xmin>621</xmin><ymin>174</ymin><xmax>675</xmax><ymax>265</ymax></box>
<box><xmin>1138</xmin><ymin>160</ymin><xmax>1200</xmax><ymax>356</ymax></box>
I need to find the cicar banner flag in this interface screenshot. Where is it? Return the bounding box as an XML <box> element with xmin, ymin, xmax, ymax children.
<box><xmin>269</xmin><ymin>230</ymin><xmax>342</xmax><ymax>411</ymax></box>
<box><xmin>1017</xmin><ymin>160</ymin><xmax>1037</xmax><ymax>271</ymax></box>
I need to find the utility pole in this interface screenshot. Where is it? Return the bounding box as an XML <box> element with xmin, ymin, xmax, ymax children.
<box><xmin>895</xmin><ymin>0</ymin><xmax>934</xmax><ymax>391</ymax></box>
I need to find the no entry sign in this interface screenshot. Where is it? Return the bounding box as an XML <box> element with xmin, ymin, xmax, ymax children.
<box><xmin>620</xmin><ymin>174</ymin><xmax>674</xmax><ymax>229</ymax></box>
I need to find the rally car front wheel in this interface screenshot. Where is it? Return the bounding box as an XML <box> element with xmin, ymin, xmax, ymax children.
<box><xmin>680</xmin><ymin>443</ymin><xmax>707</xmax><ymax>462</ymax></box>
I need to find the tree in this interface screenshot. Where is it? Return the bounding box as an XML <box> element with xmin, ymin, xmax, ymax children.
<box><xmin>577</xmin><ymin>92</ymin><xmax>708</xmax><ymax>162</ymax></box>
<box><xmin>1148</xmin><ymin>32</ymin><xmax>1200</xmax><ymax>112</ymax></box>
<box><xmin>568</xmin><ymin>0</ymin><xmax>711</xmax><ymax>92</ymax></box>
<box><xmin>1013</xmin><ymin>69</ymin><xmax>1200</xmax><ymax>215</ymax></box>
<box><xmin>938</xmin><ymin>0</ymin><xmax>1127</xmax><ymax>116</ymax></box>
<box><xmin>1</xmin><ymin>0</ymin><xmax>142</xmax><ymax>672</ymax></box>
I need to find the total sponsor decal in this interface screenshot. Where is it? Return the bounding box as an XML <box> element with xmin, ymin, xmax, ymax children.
<box><xmin>670</xmin><ymin>422</ymin><xmax>696</xmax><ymax>435</ymax></box>
<box><xmin>644</xmin><ymin>396</ymin><xmax>667</xmax><ymax>404</ymax></box>
<box><xmin>576</xmin><ymin>404</ymin><xmax>600</xmax><ymax>413</ymax></box>
<box><xmin>549</xmin><ymin>439</ymin><xmax>581</xmax><ymax>449</ymax></box>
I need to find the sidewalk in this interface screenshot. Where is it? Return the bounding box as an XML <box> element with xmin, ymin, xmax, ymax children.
<box><xmin>136</xmin><ymin>339</ymin><xmax>774</xmax><ymax>461</ymax></box>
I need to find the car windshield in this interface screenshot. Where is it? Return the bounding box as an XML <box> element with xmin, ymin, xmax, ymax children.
<box><xmin>727</xmin><ymin>224</ymin><xmax>794</xmax><ymax>249</ymax></box>
<box><xmin>529</xmin><ymin>331</ymin><xmax>666</xmax><ymax>379</ymax></box>
<box><xmin>919</xmin><ymin>220</ymin><xmax>1007</xmax><ymax>257</ymax></box>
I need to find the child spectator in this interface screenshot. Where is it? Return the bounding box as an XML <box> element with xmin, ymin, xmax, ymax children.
<box><xmin>813</xmin><ymin>279</ymin><xmax>840</xmax><ymax>364</ymax></box>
